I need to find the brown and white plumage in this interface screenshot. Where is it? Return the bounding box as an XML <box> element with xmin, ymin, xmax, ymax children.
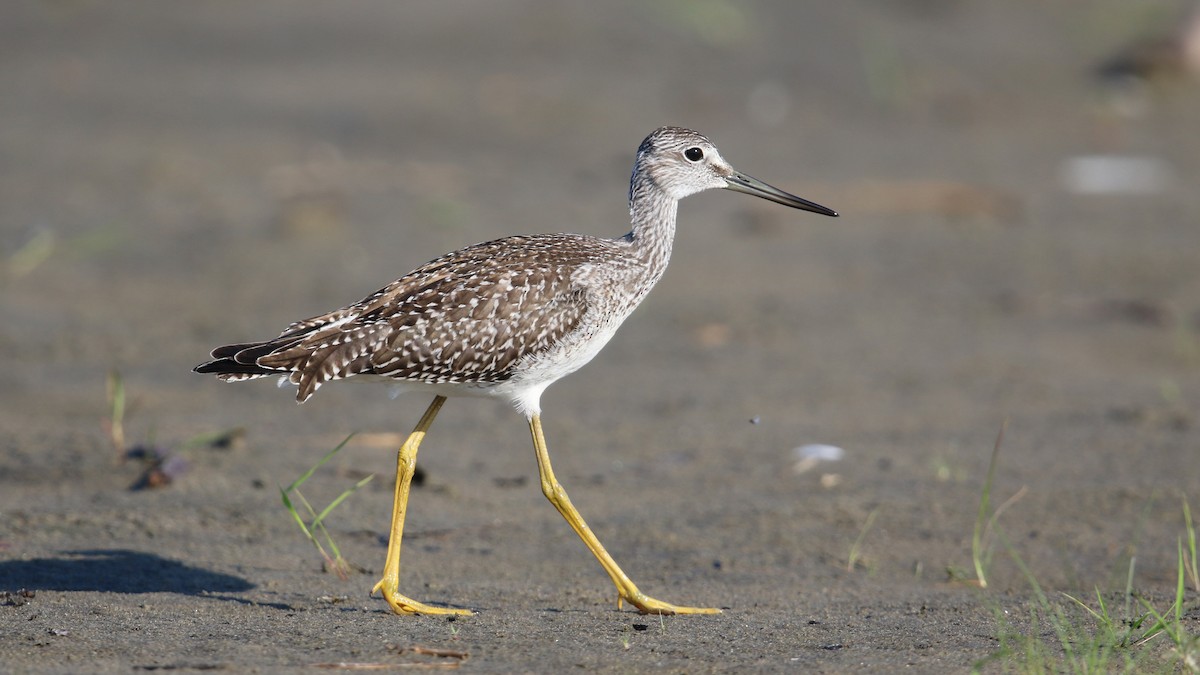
<box><xmin>196</xmin><ymin>127</ymin><xmax>835</xmax><ymax>416</ymax></box>
<box><xmin>194</xmin><ymin>127</ymin><xmax>837</xmax><ymax>616</ymax></box>
<box><xmin>200</xmin><ymin>235</ymin><xmax>603</xmax><ymax>404</ymax></box>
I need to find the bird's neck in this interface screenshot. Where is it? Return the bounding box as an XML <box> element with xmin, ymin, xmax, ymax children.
<box><xmin>625</xmin><ymin>181</ymin><xmax>678</xmax><ymax>282</ymax></box>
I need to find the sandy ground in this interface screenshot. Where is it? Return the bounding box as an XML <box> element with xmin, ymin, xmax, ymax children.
<box><xmin>2</xmin><ymin>1</ymin><xmax>1199</xmax><ymax>672</ymax></box>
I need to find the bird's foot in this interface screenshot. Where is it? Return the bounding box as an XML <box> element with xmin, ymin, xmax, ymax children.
<box><xmin>620</xmin><ymin>589</ymin><xmax>721</xmax><ymax>615</ymax></box>
<box><xmin>371</xmin><ymin>578</ymin><xmax>474</xmax><ymax>616</ymax></box>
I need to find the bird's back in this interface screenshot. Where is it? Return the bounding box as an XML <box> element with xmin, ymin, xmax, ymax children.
<box><xmin>195</xmin><ymin>232</ymin><xmax>648</xmax><ymax>403</ymax></box>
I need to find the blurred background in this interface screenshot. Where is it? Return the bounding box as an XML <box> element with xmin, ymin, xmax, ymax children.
<box><xmin>5</xmin><ymin>0</ymin><xmax>1200</xmax><ymax>530</ymax></box>
<box><xmin>4</xmin><ymin>0</ymin><xmax>1200</xmax><ymax>496</ymax></box>
<box><xmin>4</xmin><ymin>0</ymin><xmax>1197</xmax><ymax>428</ymax></box>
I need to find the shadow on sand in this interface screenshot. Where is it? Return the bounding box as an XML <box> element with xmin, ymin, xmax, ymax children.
<box><xmin>0</xmin><ymin>549</ymin><xmax>254</xmax><ymax>596</ymax></box>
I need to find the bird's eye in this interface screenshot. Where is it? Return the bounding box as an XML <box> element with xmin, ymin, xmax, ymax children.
<box><xmin>684</xmin><ymin>147</ymin><xmax>704</xmax><ymax>162</ymax></box>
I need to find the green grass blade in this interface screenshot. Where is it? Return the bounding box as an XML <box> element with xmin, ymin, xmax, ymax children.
<box><xmin>1093</xmin><ymin>586</ymin><xmax>1109</xmax><ymax>626</ymax></box>
<box><xmin>973</xmin><ymin>420</ymin><xmax>1007</xmax><ymax>588</ymax></box>
<box><xmin>313</xmin><ymin>473</ymin><xmax>376</xmax><ymax>527</ymax></box>
<box><xmin>1174</xmin><ymin>538</ymin><xmax>1185</xmax><ymax>627</ymax></box>
<box><xmin>1061</xmin><ymin>590</ymin><xmax>1105</xmax><ymax>625</ymax></box>
<box><xmin>179</xmin><ymin>427</ymin><xmax>245</xmax><ymax>450</ymax></box>
<box><xmin>280</xmin><ymin>487</ymin><xmax>316</xmax><ymax>543</ymax></box>
<box><xmin>1184</xmin><ymin>496</ymin><xmax>1199</xmax><ymax>592</ymax></box>
<box><xmin>280</xmin><ymin>433</ymin><xmax>368</xmax><ymax>578</ymax></box>
<box><xmin>847</xmin><ymin>507</ymin><xmax>879</xmax><ymax>572</ymax></box>
<box><xmin>107</xmin><ymin>370</ymin><xmax>125</xmax><ymax>428</ymax></box>
<box><xmin>105</xmin><ymin>370</ymin><xmax>127</xmax><ymax>453</ymax></box>
<box><xmin>282</xmin><ymin>432</ymin><xmax>357</xmax><ymax>494</ymax></box>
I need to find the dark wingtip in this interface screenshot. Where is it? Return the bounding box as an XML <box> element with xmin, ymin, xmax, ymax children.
<box><xmin>209</xmin><ymin>342</ymin><xmax>264</xmax><ymax>360</ymax></box>
<box><xmin>194</xmin><ymin>358</ymin><xmax>274</xmax><ymax>377</ymax></box>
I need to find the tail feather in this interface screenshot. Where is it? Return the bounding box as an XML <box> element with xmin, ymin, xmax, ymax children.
<box><xmin>209</xmin><ymin>342</ymin><xmax>267</xmax><ymax>359</ymax></box>
<box><xmin>195</xmin><ymin>337</ymin><xmax>323</xmax><ymax>403</ymax></box>
<box><xmin>197</xmin><ymin>333</ymin><xmax>308</xmax><ymax>376</ymax></box>
<box><xmin>193</xmin><ymin>356</ymin><xmax>276</xmax><ymax>377</ymax></box>
<box><xmin>195</xmin><ymin>320</ymin><xmax>383</xmax><ymax>404</ymax></box>
<box><xmin>230</xmin><ymin>337</ymin><xmax>305</xmax><ymax>365</ymax></box>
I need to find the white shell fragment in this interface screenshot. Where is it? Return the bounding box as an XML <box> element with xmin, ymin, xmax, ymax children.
<box><xmin>792</xmin><ymin>443</ymin><xmax>845</xmax><ymax>475</ymax></box>
<box><xmin>1060</xmin><ymin>155</ymin><xmax>1171</xmax><ymax>195</ymax></box>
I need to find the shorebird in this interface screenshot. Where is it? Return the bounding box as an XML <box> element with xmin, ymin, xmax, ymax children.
<box><xmin>195</xmin><ymin>126</ymin><xmax>837</xmax><ymax>615</ymax></box>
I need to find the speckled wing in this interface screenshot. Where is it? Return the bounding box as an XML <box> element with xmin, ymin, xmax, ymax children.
<box><xmin>196</xmin><ymin>234</ymin><xmax>606</xmax><ymax>402</ymax></box>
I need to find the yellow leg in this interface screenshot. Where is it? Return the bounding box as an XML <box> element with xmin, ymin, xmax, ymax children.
<box><xmin>529</xmin><ymin>414</ymin><xmax>720</xmax><ymax>615</ymax></box>
<box><xmin>371</xmin><ymin>395</ymin><xmax>472</xmax><ymax>616</ymax></box>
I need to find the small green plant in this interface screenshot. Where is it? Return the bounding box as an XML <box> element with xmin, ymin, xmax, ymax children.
<box><xmin>1061</xmin><ymin>555</ymin><xmax>1144</xmax><ymax>652</ymax></box>
<box><xmin>970</xmin><ymin>424</ymin><xmax>1001</xmax><ymax>588</ymax></box>
<box><xmin>1183</xmin><ymin>496</ymin><xmax>1199</xmax><ymax>593</ymax></box>
<box><xmin>931</xmin><ymin>455</ymin><xmax>964</xmax><ymax>483</ymax></box>
<box><xmin>105</xmin><ymin>370</ymin><xmax>127</xmax><ymax>458</ymax></box>
<box><xmin>104</xmin><ymin>372</ymin><xmax>240</xmax><ymax>489</ymax></box>
<box><xmin>847</xmin><ymin>507</ymin><xmax>880</xmax><ymax>572</ymax></box>
<box><xmin>178</xmin><ymin>427</ymin><xmax>245</xmax><ymax>451</ymax></box>
<box><xmin>966</xmin><ymin>425</ymin><xmax>1197</xmax><ymax>672</ymax></box>
<box><xmin>976</xmin><ymin>510</ymin><xmax>1200</xmax><ymax>673</ymax></box>
<box><xmin>7</xmin><ymin>228</ymin><xmax>55</xmax><ymax>277</ymax></box>
<box><xmin>1134</xmin><ymin>540</ymin><xmax>1200</xmax><ymax>671</ymax></box>
<box><xmin>281</xmin><ymin>434</ymin><xmax>374</xmax><ymax>579</ymax></box>
<box><xmin>969</xmin><ymin>420</ymin><xmax>1027</xmax><ymax>588</ymax></box>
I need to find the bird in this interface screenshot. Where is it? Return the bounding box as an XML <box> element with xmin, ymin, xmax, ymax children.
<box><xmin>195</xmin><ymin>126</ymin><xmax>838</xmax><ymax>616</ymax></box>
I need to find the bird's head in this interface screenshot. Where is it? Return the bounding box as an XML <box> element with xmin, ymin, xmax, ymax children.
<box><xmin>633</xmin><ymin>126</ymin><xmax>838</xmax><ymax>217</ymax></box>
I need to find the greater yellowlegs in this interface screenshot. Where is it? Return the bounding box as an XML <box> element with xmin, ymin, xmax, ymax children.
<box><xmin>195</xmin><ymin>126</ymin><xmax>838</xmax><ymax>615</ymax></box>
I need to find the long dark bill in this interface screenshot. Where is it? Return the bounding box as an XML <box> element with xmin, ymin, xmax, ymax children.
<box><xmin>725</xmin><ymin>172</ymin><xmax>838</xmax><ymax>217</ymax></box>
